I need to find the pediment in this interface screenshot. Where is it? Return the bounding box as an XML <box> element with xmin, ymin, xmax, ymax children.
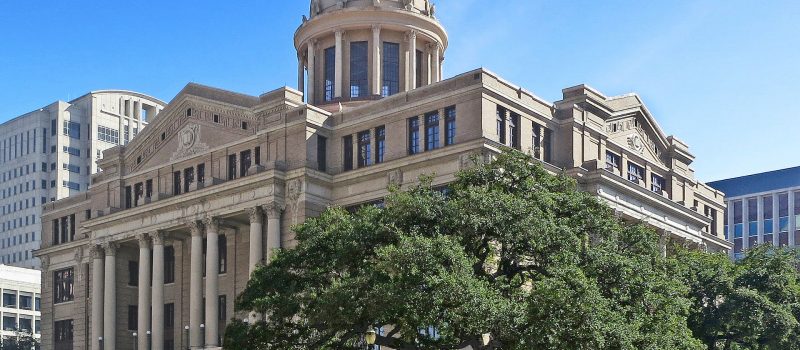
<box><xmin>606</xmin><ymin>114</ymin><xmax>667</xmax><ymax>165</ymax></box>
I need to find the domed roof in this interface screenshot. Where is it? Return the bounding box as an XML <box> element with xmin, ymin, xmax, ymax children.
<box><xmin>309</xmin><ymin>0</ymin><xmax>437</xmax><ymax>18</ymax></box>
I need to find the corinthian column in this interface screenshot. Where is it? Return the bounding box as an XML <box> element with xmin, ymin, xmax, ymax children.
<box><xmin>204</xmin><ymin>217</ymin><xmax>221</xmax><ymax>347</ymax></box>
<box><xmin>102</xmin><ymin>242</ymin><xmax>118</xmax><ymax>350</ymax></box>
<box><xmin>335</xmin><ymin>30</ymin><xmax>344</xmax><ymax>99</ymax></box>
<box><xmin>263</xmin><ymin>203</ymin><xmax>283</xmax><ymax>261</ymax></box>
<box><xmin>188</xmin><ymin>222</ymin><xmax>204</xmax><ymax>349</ymax></box>
<box><xmin>431</xmin><ymin>42</ymin><xmax>441</xmax><ymax>83</ymax></box>
<box><xmin>372</xmin><ymin>25</ymin><xmax>382</xmax><ymax>96</ymax></box>
<box><xmin>307</xmin><ymin>40</ymin><xmax>316</xmax><ymax>104</ymax></box>
<box><xmin>151</xmin><ymin>231</ymin><xmax>166</xmax><ymax>350</ymax></box>
<box><xmin>407</xmin><ymin>30</ymin><xmax>417</xmax><ymax>90</ymax></box>
<box><xmin>91</xmin><ymin>245</ymin><xmax>104</xmax><ymax>350</ymax></box>
<box><xmin>247</xmin><ymin>207</ymin><xmax>264</xmax><ymax>275</ymax></box>
<box><xmin>136</xmin><ymin>235</ymin><xmax>151</xmax><ymax>350</ymax></box>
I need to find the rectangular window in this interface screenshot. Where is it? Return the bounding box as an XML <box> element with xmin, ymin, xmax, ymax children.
<box><xmin>63</xmin><ymin>163</ymin><xmax>80</xmax><ymax>174</ymax></box>
<box><xmin>227</xmin><ymin>154</ymin><xmax>237</xmax><ymax>181</ymax></box>
<box><xmin>317</xmin><ymin>136</ymin><xmax>327</xmax><ymax>171</ymax></box>
<box><xmin>128</xmin><ymin>305</ymin><xmax>137</xmax><ymax>330</ymax></box>
<box><xmin>134</xmin><ymin>182</ymin><xmax>143</xmax><ymax>206</ymax></box>
<box><xmin>350</xmin><ymin>41</ymin><xmax>369</xmax><ymax>98</ymax></box>
<box><xmin>408</xmin><ymin>117</ymin><xmax>420</xmax><ymax>155</ymax></box>
<box><xmin>416</xmin><ymin>49</ymin><xmax>424</xmax><ymax>88</ymax></box>
<box><xmin>128</xmin><ymin>260</ymin><xmax>138</xmax><ymax>286</ymax></box>
<box><xmin>145</xmin><ymin>179</ymin><xmax>153</xmax><ymax>199</ymax></box>
<box><xmin>184</xmin><ymin>167</ymin><xmax>195</xmax><ymax>193</ymax></box>
<box><xmin>764</xmin><ymin>196</ymin><xmax>774</xmax><ymax>234</ymax></box>
<box><xmin>18</xmin><ymin>317</ymin><xmax>31</xmax><ymax>333</ymax></box>
<box><xmin>63</xmin><ymin>121</ymin><xmax>81</xmax><ymax>139</ymax></box>
<box><xmin>375</xmin><ymin>126</ymin><xmax>385</xmax><ymax>164</ymax></box>
<box><xmin>125</xmin><ymin>186</ymin><xmax>132</xmax><ymax>209</ymax></box>
<box><xmin>496</xmin><ymin>107</ymin><xmax>507</xmax><ymax>145</ymax></box>
<box><xmin>343</xmin><ymin>135</ymin><xmax>354</xmax><ymax>171</ymax></box>
<box><xmin>324</xmin><ymin>47</ymin><xmax>336</xmax><ymax>102</ymax></box>
<box><xmin>733</xmin><ymin>200</ymin><xmax>744</xmax><ymax>238</ymax></box>
<box><xmin>165</xmin><ymin>246</ymin><xmax>175</xmax><ymax>284</ymax></box>
<box><xmin>779</xmin><ymin>193</ymin><xmax>789</xmax><ymax>233</ymax></box>
<box><xmin>2</xmin><ymin>292</ymin><xmax>16</xmax><ymax>308</ymax></box>
<box><xmin>509</xmin><ymin>112</ymin><xmax>520</xmax><ymax>149</ymax></box>
<box><xmin>173</xmin><ymin>171</ymin><xmax>181</xmax><ymax>195</ymax></box>
<box><xmin>254</xmin><ymin>146</ymin><xmax>261</xmax><ymax>165</ymax></box>
<box><xmin>219</xmin><ymin>295</ymin><xmax>227</xmax><ymax>321</ymax></box>
<box><xmin>219</xmin><ymin>235</ymin><xmax>227</xmax><ymax>273</ymax></box>
<box><xmin>240</xmin><ymin>150</ymin><xmax>252</xmax><ymax>177</ymax></box>
<box><xmin>748</xmin><ymin>198</ymin><xmax>758</xmax><ymax>237</ymax></box>
<box><xmin>54</xmin><ymin>319</ymin><xmax>74</xmax><ymax>350</ymax></box>
<box><xmin>445</xmin><ymin>107</ymin><xmax>456</xmax><ymax>146</ymax></box>
<box><xmin>62</xmin><ymin>181</ymin><xmax>80</xmax><ymax>191</ymax></box>
<box><xmin>197</xmin><ymin>164</ymin><xmax>205</xmax><ymax>185</ymax></box>
<box><xmin>627</xmin><ymin>162</ymin><xmax>644</xmax><ymax>184</ymax></box>
<box><xmin>357</xmin><ymin>131</ymin><xmax>371</xmax><ymax>167</ymax></box>
<box><xmin>543</xmin><ymin>128</ymin><xmax>552</xmax><ymax>163</ymax></box>
<box><xmin>97</xmin><ymin>126</ymin><xmax>120</xmax><ymax>144</ymax></box>
<box><xmin>19</xmin><ymin>294</ymin><xmax>32</xmax><ymax>310</ymax></box>
<box><xmin>3</xmin><ymin>315</ymin><xmax>15</xmax><ymax>331</ymax></box>
<box><xmin>651</xmin><ymin>174</ymin><xmax>665</xmax><ymax>194</ymax></box>
<box><xmin>382</xmin><ymin>42</ymin><xmax>400</xmax><ymax>97</ymax></box>
<box><xmin>165</xmin><ymin>303</ymin><xmax>175</xmax><ymax>329</ymax></box>
<box><xmin>62</xmin><ymin>146</ymin><xmax>80</xmax><ymax>157</ymax></box>
<box><xmin>54</xmin><ymin>268</ymin><xmax>74</xmax><ymax>304</ymax></box>
<box><xmin>605</xmin><ymin>151</ymin><xmax>621</xmax><ymax>173</ymax></box>
<box><xmin>425</xmin><ymin>111</ymin><xmax>440</xmax><ymax>151</ymax></box>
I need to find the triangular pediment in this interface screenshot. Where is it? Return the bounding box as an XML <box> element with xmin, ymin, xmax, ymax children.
<box><xmin>606</xmin><ymin>113</ymin><xmax>668</xmax><ymax>166</ymax></box>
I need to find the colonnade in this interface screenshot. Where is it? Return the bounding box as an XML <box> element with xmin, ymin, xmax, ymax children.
<box><xmin>89</xmin><ymin>204</ymin><xmax>282</xmax><ymax>350</ymax></box>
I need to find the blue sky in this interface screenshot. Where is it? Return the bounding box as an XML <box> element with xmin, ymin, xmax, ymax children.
<box><xmin>1</xmin><ymin>0</ymin><xmax>798</xmax><ymax>181</ymax></box>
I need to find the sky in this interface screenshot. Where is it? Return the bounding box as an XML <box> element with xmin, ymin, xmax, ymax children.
<box><xmin>0</xmin><ymin>0</ymin><xmax>798</xmax><ymax>182</ymax></box>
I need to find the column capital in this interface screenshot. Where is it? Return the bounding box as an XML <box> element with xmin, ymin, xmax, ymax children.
<box><xmin>308</xmin><ymin>38</ymin><xmax>318</xmax><ymax>47</ymax></box>
<box><xmin>406</xmin><ymin>30</ymin><xmax>417</xmax><ymax>41</ymax></box>
<box><xmin>371</xmin><ymin>24</ymin><xmax>381</xmax><ymax>33</ymax></box>
<box><xmin>39</xmin><ymin>256</ymin><xmax>50</xmax><ymax>271</ymax></box>
<box><xmin>187</xmin><ymin>220</ymin><xmax>204</xmax><ymax>237</ymax></box>
<box><xmin>426</xmin><ymin>42</ymin><xmax>441</xmax><ymax>52</ymax></box>
<box><xmin>136</xmin><ymin>233</ymin><xmax>150</xmax><ymax>247</ymax></box>
<box><xmin>150</xmin><ymin>231</ymin><xmax>166</xmax><ymax>246</ymax></box>
<box><xmin>247</xmin><ymin>207</ymin><xmax>263</xmax><ymax>224</ymax></box>
<box><xmin>90</xmin><ymin>245</ymin><xmax>105</xmax><ymax>259</ymax></box>
<box><xmin>335</xmin><ymin>29</ymin><xmax>345</xmax><ymax>39</ymax></box>
<box><xmin>102</xmin><ymin>242</ymin><xmax>118</xmax><ymax>256</ymax></box>
<box><xmin>204</xmin><ymin>217</ymin><xmax>221</xmax><ymax>232</ymax></box>
<box><xmin>262</xmin><ymin>202</ymin><xmax>285</xmax><ymax>219</ymax></box>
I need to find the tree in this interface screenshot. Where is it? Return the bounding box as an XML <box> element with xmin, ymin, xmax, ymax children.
<box><xmin>0</xmin><ymin>330</ymin><xmax>39</xmax><ymax>350</ymax></box>
<box><xmin>673</xmin><ymin>244</ymin><xmax>800</xmax><ymax>350</ymax></box>
<box><xmin>225</xmin><ymin>150</ymin><xmax>703</xmax><ymax>349</ymax></box>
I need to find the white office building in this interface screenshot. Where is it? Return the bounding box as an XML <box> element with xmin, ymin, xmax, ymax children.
<box><xmin>0</xmin><ymin>264</ymin><xmax>41</xmax><ymax>342</ymax></box>
<box><xmin>0</xmin><ymin>91</ymin><xmax>164</xmax><ymax>268</ymax></box>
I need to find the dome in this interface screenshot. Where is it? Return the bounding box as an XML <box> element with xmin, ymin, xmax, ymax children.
<box><xmin>294</xmin><ymin>0</ymin><xmax>448</xmax><ymax>107</ymax></box>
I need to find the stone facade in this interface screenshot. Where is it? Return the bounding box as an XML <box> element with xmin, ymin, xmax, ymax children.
<box><xmin>35</xmin><ymin>1</ymin><xmax>730</xmax><ymax>349</ymax></box>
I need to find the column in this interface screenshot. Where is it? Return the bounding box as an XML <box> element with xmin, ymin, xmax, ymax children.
<box><xmin>103</xmin><ymin>242</ymin><xmax>117</xmax><ymax>350</ymax></box>
<box><xmin>247</xmin><ymin>207</ymin><xmax>264</xmax><ymax>275</ymax></box>
<box><xmin>372</xmin><ymin>25</ymin><xmax>382</xmax><ymax>96</ymax></box>
<box><xmin>334</xmin><ymin>30</ymin><xmax>344</xmax><ymax>99</ymax></box>
<box><xmin>298</xmin><ymin>54</ymin><xmax>305</xmax><ymax>100</ymax></box>
<box><xmin>773</xmin><ymin>193</ymin><xmax>779</xmax><ymax>246</ymax></box>
<box><xmin>91</xmin><ymin>246</ymin><xmax>104</xmax><ymax>350</ymax></box>
<box><xmin>188</xmin><ymin>222</ymin><xmax>204</xmax><ymax>349</ymax></box>
<box><xmin>264</xmin><ymin>203</ymin><xmax>283</xmax><ymax>261</ymax></box>
<box><xmin>151</xmin><ymin>231</ymin><xmax>166</xmax><ymax>350</ymax></box>
<box><xmin>136</xmin><ymin>235</ymin><xmax>151</xmax><ymax>350</ymax></box>
<box><xmin>307</xmin><ymin>40</ymin><xmax>316</xmax><ymax>105</ymax></box>
<box><xmin>425</xmin><ymin>44</ymin><xmax>433</xmax><ymax>85</ymax></box>
<box><xmin>407</xmin><ymin>30</ymin><xmax>417</xmax><ymax>91</ymax></box>
<box><xmin>204</xmin><ymin>218</ymin><xmax>220</xmax><ymax>347</ymax></box>
<box><xmin>431</xmin><ymin>43</ymin><xmax>441</xmax><ymax>83</ymax></box>
<box><xmin>789</xmin><ymin>192</ymin><xmax>796</xmax><ymax>247</ymax></box>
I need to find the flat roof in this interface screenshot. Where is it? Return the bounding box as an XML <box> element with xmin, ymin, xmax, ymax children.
<box><xmin>708</xmin><ymin>166</ymin><xmax>800</xmax><ymax>198</ymax></box>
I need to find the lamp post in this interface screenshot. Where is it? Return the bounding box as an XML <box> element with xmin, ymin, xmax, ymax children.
<box><xmin>365</xmin><ymin>327</ymin><xmax>377</xmax><ymax>350</ymax></box>
<box><xmin>184</xmin><ymin>325</ymin><xmax>189</xmax><ymax>350</ymax></box>
<box><xmin>147</xmin><ymin>330</ymin><xmax>152</xmax><ymax>350</ymax></box>
<box><xmin>133</xmin><ymin>332</ymin><xmax>138</xmax><ymax>350</ymax></box>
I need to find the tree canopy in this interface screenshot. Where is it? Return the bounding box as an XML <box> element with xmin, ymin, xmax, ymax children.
<box><xmin>225</xmin><ymin>150</ymin><xmax>800</xmax><ymax>350</ymax></box>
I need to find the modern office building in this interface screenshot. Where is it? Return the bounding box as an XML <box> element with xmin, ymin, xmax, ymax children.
<box><xmin>0</xmin><ymin>92</ymin><xmax>164</xmax><ymax>269</ymax></box>
<box><xmin>35</xmin><ymin>1</ymin><xmax>729</xmax><ymax>349</ymax></box>
<box><xmin>0</xmin><ymin>264</ymin><xmax>42</xmax><ymax>343</ymax></box>
<box><xmin>709</xmin><ymin>166</ymin><xmax>800</xmax><ymax>259</ymax></box>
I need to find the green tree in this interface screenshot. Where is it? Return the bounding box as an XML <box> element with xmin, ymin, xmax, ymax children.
<box><xmin>673</xmin><ymin>244</ymin><xmax>800</xmax><ymax>350</ymax></box>
<box><xmin>225</xmin><ymin>150</ymin><xmax>703</xmax><ymax>349</ymax></box>
<box><xmin>0</xmin><ymin>330</ymin><xmax>39</xmax><ymax>350</ymax></box>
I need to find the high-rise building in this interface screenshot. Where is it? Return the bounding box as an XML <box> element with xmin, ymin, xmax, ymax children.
<box><xmin>0</xmin><ymin>264</ymin><xmax>42</xmax><ymax>343</ymax></box>
<box><xmin>708</xmin><ymin>166</ymin><xmax>800</xmax><ymax>259</ymax></box>
<box><xmin>35</xmin><ymin>1</ymin><xmax>729</xmax><ymax>349</ymax></box>
<box><xmin>0</xmin><ymin>91</ymin><xmax>164</xmax><ymax>268</ymax></box>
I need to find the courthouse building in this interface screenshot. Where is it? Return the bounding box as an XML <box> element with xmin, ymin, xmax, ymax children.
<box><xmin>709</xmin><ymin>166</ymin><xmax>800</xmax><ymax>259</ymax></box>
<box><xmin>35</xmin><ymin>1</ymin><xmax>731</xmax><ymax>349</ymax></box>
<box><xmin>0</xmin><ymin>92</ymin><xmax>163</xmax><ymax>269</ymax></box>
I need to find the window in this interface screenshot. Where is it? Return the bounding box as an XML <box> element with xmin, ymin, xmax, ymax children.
<box><xmin>509</xmin><ymin>112</ymin><xmax>520</xmax><ymax>149</ymax></box>
<box><xmin>748</xmin><ymin>198</ymin><xmax>758</xmax><ymax>237</ymax></box>
<box><xmin>62</xmin><ymin>163</ymin><xmax>80</xmax><ymax>173</ymax></box>
<box><xmin>343</xmin><ymin>135</ymin><xmax>354</xmax><ymax>171</ymax></box>
<box><xmin>317</xmin><ymin>136</ymin><xmax>327</xmax><ymax>171</ymax></box>
<box><xmin>97</xmin><ymin>126</ymin><xmax>120</xmax><ymax>144</ymax></box>
<box><xmin>255</xmin><ymin>146</ymin><xmax>261</xmax><ymax>165</ymax></box>
<box><xmin>324</xmin><ymin>47</ymin><xmax>336</xmax><ymax>102</ymax></box>
<box><xmin>218</xmin><ymin>295</ymin><xmax>227</xmax><ymax>321</ymax></box>
<box><xmin>213</xmin><ymin>114</ymin><xmax>220</xmax><ymax>123</ymax></box>
<box><xmin>382</xmin><ymin>42</ymin><xmax>400</xmax><ymax>97</ymax></box>
<box><xmin>3</xmin><ymin>292</ymin><xmax>16</xmax><ymax>308</ymax></box>
<box><xmin>196</xmin><ymin>164</ymin><xmax>205</xmax><ymax>185</ymax></box>
<box><xmin>705</xmin><ymin>205</ymin><xmax>718</xmax><ymax>236</ymax></box>
<box><xmin>496</xmin><ymin>107</ymin><xmax>507</xmax><ymax>145</ymax></box>
<box><xmin>425</xmin><ymin>111</ymin><xmax>440</xmax><ymax>151</ymax></box>
<box><xmin>173</xmin><ymin>171</ymin><xmax>181</xmax><ymax>195</ymax></box>
<box><xmin>128</xmin><ymin>305</ymin><xmax>137</xmax><ymax>330</ymax></box>
<box><xmin>416</xmin><ymin>50</ymin><xmax>424</xmax><ymax>88</ymax></box>
<box><xmin>125</xmin><ymin>186</ymin><xmax>132</xmax><ymax>209</ymax></box>
<box><xmin>184</xmin><ymin>167</ymin><xmax>195</xmax><ymax>193</ymax></box>
<box><xmin>54</xmin><ymin>268</ymin><xmax>74</xmax><ymax>304</ymax></box>
<box><xmin>3</xmin><ymin>315</ymin><xmax>15</xmax><ymax>330</ymax></box>
<box><xmin>165</xmin><ymin>303</ymin><xmax>175</xmax><ymax>329</ymax></box>
<box><xmin>240</xmin><ymin>150</ymin><xmax>252</xmax><ymax>177</ymax></box>
<box><xmin>627</xmin><ymin>162</ymin><xmax>644</xmax><ymax>184</ymax></box>
<box><xmin>651</xmin><ymin>174</ymin><xmax>665</xmax><ymax>194</ymax></box>
<box><xmin>733</xmin><ymin>200</ymin><xmax>743</xmax><ymax>239</ymax></box>
<box><xmin>165</xmin><ymin>246</ymin><xmax>175</xmax><ymax>284</ymax></box>
<box><xmin>357</xmin><ymin>131</ymin><xmax>372</xmax><ymax>167</ymax></box>
<box><xmin>764</xmin><ymin>196</ymin><xmax>774</xmax><ymax>235</ymax></box>
<box><xmin>227</xmin><ymin>154</ymin><xmax>237</xmax><ymax>181</ymax></box>
<box><xmin>218</xmin><ymin>235</ymin><xmax>227</xmax><ymax>273</ymax></box>
<box><xmin>19</xmin><ymin>294</ymin><xmax>32</xmax><ymax>310</ymax></box>
<box><xmin>375</xmin><ymin>126</ymin><xmax>385</xmax><ymax>164</ymax></box>
<box><xmin>54</xmin><ymin>319</ymin><xmax>74</xmax><ymax>350</ymax></box>
<box><xmin>779</xmin><ymin>193</ymin><xmax>789</xmax><ymax>233</ymax></box>
<box><xmin>134</xmin><ymin>182</ymin><xmax>143</xmax><ymax>206</ymax></box>
<box><xmin>128</xmin><ymin>260</ymin><xmax>139</xmax><ymax>286</ymax></box>
<box><xmin>186</xmin><ymin>108</ymin><xmax>192</xmax><ymax>117</ymax></box>
<box><xmin>445</xmin><ymin>107</ymin><xmax>456</xmax><ymax>146</ymax></box>
<box><xmin>241</xmin><ymin>122</ymin><xmax>248</xmax><ymax>130</ymax></box>
<box><xmin>542</xmin><ymin>128</ymin><xmax>553</xmax><ymax>163</ymax></box>
<box><xmin>18</xmin><ymin>317</ymin><xmax>31</xmax><ymax>333</ymax></box>
<box><xmin>63</xmin><ymin>181</ymin><xmax>80</xmax><ymax>191</ymax></box>
<box><xmin>408</xmin><ymin>117</ymin><xmax>420</xmax><ymax>155</ymax></box>
<box><xmin>63</xmin><ymin>121</ymin><xmax>80</xmax><ymax>139</ymax></box>
<box><xmin>62</xmin><ymin>146</ymin><xmax>80</xmax><ymax>157</ymax></box>
<box><xmin>605</xmin><ymin>151</ymin><xmax>621</xmax><ymax>173</ymax></box>
<box><xmin>35</xmin><ymin>296</ymin><xmax>40</xmax><ymax>311</ymax></box>
<box><xmin>350</xmin><ymin>41</ymin><xmax>369</xmax><ymax>98</ymax></box>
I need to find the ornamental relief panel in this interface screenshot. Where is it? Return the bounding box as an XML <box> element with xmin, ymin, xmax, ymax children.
<box><xmin>170</xmin><ymin>123</ymin><xmax>209</xmax><ymax>161</ymax></box>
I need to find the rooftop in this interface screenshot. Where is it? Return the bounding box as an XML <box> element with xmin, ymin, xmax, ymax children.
<box><xmin>708</xmin><ymin>166</ymin><xmax>800</xmax><ymax>198</ymax></box>
<box><xmin>0</xmin><ymin>265</ymin><xmax>41</xmax><ymax>285</ymax></box>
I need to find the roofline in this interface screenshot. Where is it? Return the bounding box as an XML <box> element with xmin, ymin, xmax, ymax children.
<box><xmin>709</xmin><ymin>165</ymin><xmax>800</xmax><ymax>184</ymax></box>
<box><xmin>68</xmin><ymin>90</ymin><xmax>168</xmax><ymax>106</ymax></box>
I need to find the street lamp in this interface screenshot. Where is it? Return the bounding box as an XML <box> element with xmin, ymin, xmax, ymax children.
<box><xmin>365</xmin><ymin>327</ymin><xmax>377</xmax><ymax>350</ymax></box>
<box><xmin>133</xmin><ymin>332</ymin><xmax>138</xmax><ymax>350</ymax></box>
<box><xmin>184</xmin><ymin>325</ymin><xmax>190</xmax><ymax>350</ymax></box>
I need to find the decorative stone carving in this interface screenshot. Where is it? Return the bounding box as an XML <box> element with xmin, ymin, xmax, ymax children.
<box><xmin>627</xmin><ymin>134</ymin><xmax>645</xmax><ymax>155</ymax></box>
<box><xmin>102</xmin><ymin>241</ymin><xmax>118</xmax><ymax>256</ymax></box>
<box><xmin>311</xmin><ymin>0</ymin><xmax>321</xmax><ymax>16</ymax></box>
<box><xmin>150</xmin><ymin>231</ymin><xmax>165</xmax><ymax>246</ymax></box>
<box><xmin>247</xmin><ymin>207</ymin><xmax>263</xmax><ymax>224</ymax></box>
<box><xmin>388</xmin><ymin>169</ymin><xmax>403</xmax><ymax>186</ymax></box>
<box><xmin>204</xmin><ymin>217</ymin><xmax>221</xmax><ymax>233</ymax></box>
<box><xmin>263</xmin><ymin>202</ymin><xmax>284</xmax><ymax>220</ymax></box>
<box><xmin>74</xmin><ymin>248</ymin><xmax>84</xmax><ymax>264</ymax></box>
<box><xmin>402</xmin><ymin>0</ymin><xmax>414</xmax><ymax>10</ymax></box>
<box><xmin>171</xmin><ymin>123</ymin><xmax>209</xmax><ymax>161</ymax></box>
<box><xmin>287</xmin><ymin>179</ymin><xmax>303</xmax><ymax>201</ymax></box>
<box><xmin>40</xmin><ymin>256</ymin><xmax>50</xmax><ymax>271</ymax></box>
<box><xmin>136</xmin><ymin>233</ymin><xmax>150</xmax><ymax>246</ymax></box>
<box><xmin>90</xmin><ymin>245</ymin><xmax>104</xmax><ymax>259</ymax></box>
<box><xmin>187</xmin><ymin>221</ymin><xmax>204</xmax><ymax>237</ymax></box>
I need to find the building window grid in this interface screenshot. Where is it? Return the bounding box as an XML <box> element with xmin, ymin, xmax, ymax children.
<box><xmin>97</xmin><ymin>126</ymin><xmax>120</xmax><ymax>144</ymax></box>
